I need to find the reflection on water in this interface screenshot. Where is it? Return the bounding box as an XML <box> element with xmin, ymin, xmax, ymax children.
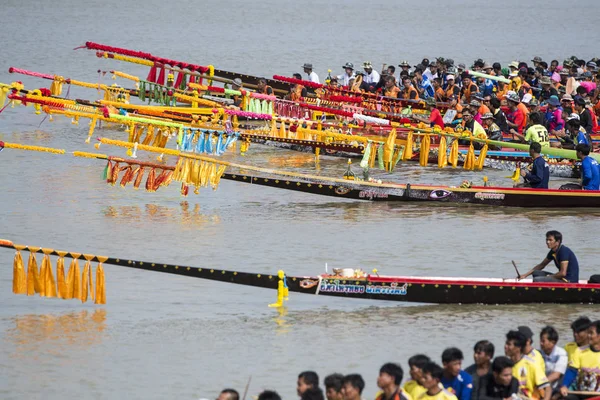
<box><xmin>4</xmin><ymin>310</ymin><xmax>107</xmax><ymax>359</ymax></box>
<box><xmin>272</xmin><ymin>306</ymin><xmax>292</xmax><ymax>335</ymax></box>
<box><xmin>102</xmin><ymin>202</ymin><xmax>222</xmax><ymax>225</ymax></box>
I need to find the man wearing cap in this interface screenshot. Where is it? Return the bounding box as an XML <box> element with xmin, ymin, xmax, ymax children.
<box><xmin>468</xmin><ymin>100</ymin><xmax>484</xmax><ymax>125</ymax></box>
<box><xmin>338</xmin><ymin>63</ymin><xmax>355</xmax><ymax>87</ymax></box>
<box><xmin>481</xmin><ymin>112</ymin><xmax>502</xmax><ymax>149</ymax></box>
<box><xmin>460</xmin><ymin>108</ymin><xmax>487</xmax><ymax>149</ymax></box>
<box><xmin>413</xmin><ymin>97</ymin><xmax>445</xmax><ymax>129</ymax></box>
<box><xmin>302</xmin><ymin>63</ymin><xmax>320</xmax><ymax>84</ymax></box>
<box><xmin>506</xmin><ymin>93</ymin><xmax>526</xmax><ymax>138</ymax></box>
<box><xmin>444</xmin><ymin>74</ymin><xmax>460</xmax><ymax>99</ymax></box>
<box><xmin>531</xmin><ymin>56</ymin><xmax>543</xmax><ymax>68</ymax></box>
<box><xmin>545</xmin><ymin>95</ymin><xmax>565</xmax><ymax>137</ymax></box>
<box><xmin>398</xmin><ymin>61</ymin><xmax>411</xmax><ymax>75</ymax></box>
<box><xmin>362</xmin><ymin>62</ymin><xmax>380</xmax><ymax>91</ymax></box>
<box><xmin>516</xmin><ymin>142</ymin><xmax>550</xmax><ymax>189</ymax></box>
<box><xmin>519</xmin><ymin>230</ymin><xmax>579</xmax><ymax>284</ymax></box>
<box><xmin>576</xmin><ymin>143</ymin><xmax>600</xmax><ymax>190</ymax></box>
<box><xmin>517</xmin><ymin>326</ymin><xmax>546</xmax><ymax>373</ymax></box>
<box><xmin>231</xmin><ymin>78</ymin><xmax>244</xmax><ymax>108</ymax></box>
<box><xmin>539</xmin><ymin>76</ymin><xmax>558</xmax><ymax>102</ymax></box>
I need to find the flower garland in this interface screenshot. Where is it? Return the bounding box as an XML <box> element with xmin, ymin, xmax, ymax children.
<box><xmin>328</xmin><ymin>95</ymin><xmax>363</xmax><ymax>103</ymax></box>
<box><xmin>216</xmin><ymin>108</ymin><xmax>273</xmax><ymax>120</ymax></box>
<box><xmin>272</xmin><ymin>75</ymin><xmax>323</xmax><ymax>89</ymax></box>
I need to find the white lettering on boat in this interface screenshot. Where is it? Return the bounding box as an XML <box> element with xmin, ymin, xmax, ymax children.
<box><xmin>358</xmin><ymin>190</ymin><xmax>389</xmax><ymax>200</ymax></box>
<box><xmin>474</xmin><ymin>192</ymin><xmax>505</xmax><ymax>200</ymax></box>
<box><xmin>366</xmin><ymin>282</ymin><xmax>408</xmax><ymax>295</ymax></box>
<box><xmin>319</xmin><ymin>279</ymin><xmax>365</xmax><ymax>294</ymax></box>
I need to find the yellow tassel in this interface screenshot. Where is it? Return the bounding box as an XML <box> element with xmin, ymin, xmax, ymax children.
<box><xmin>270</xmin><ymin>118</ymin><xmax>277</xmax><ymax>137</ymax></box>
<box><xmin>369</xmin><ymin>144</ymin><xmax>377</xmax><ymax>168</ymax></box>
<box><xmin>212</xmin><ymin>165</ymin><xmax>227</xmax><ymax>190</ymax></box>
<box><xmin>81</xmin><ymin>255</ymin><xmax>95</xmax><ymax>303</ymax></box>
<box><xmin>95</xmin><ymin>262</ymin><xmax>106</xmax><ymax>305</ymax></box>
<box><xmin>279</xmin><ymin>121</ymin><xmax>286</xmax><ymax>138</ymax></box>
<box><xmin>438</xmin><ymin>136</ymin><xmax>448</xmax><ymax>168</ymax></box>
<box><xmin>383</xmin><ymin>128</ymin><xmax>396</xmax><ymax>172</ymax></box>
<box><xmin>85</xmin><ymin>116</ymin><xmax>98</xmax><ymax>144</ymax></box>
<box><xmin>403</xmin><ymin>132</ymin><xmax>413</xmax><ymax>160</ymax></box>
<box><xmin>464</xmin><ymin>143</ymin><xmax>475</xmax><ymax>170</ymax></box>
<box><xmin>475</xmin><ymin>144</ymin><xmax>488</xmax><ymax>170</ymax></box>
<box><xmin>41</xmin><ymin>252</ymin><xmax>57</xmax><ymax>298</ymax></box>
<box><xmin>26</xmin><ymin>250</ymin><xmax>42</xmax><ymax>295</ymax></box>
<box><xmin>66</xmin><ymin>255</ymin><xmax>81</xmax><ymax>300</ymax></box>
<box><xmin>450</xmin><ymin>139</ymin><xmax>459</xmax><ymax>168</ymax></box>
<box><xmin>56</xmin><ymin>252</ymin><xmax>67</xmax><ymax>299</ymax></box>
<box><xmin>419</xmin><ymin>135</ymin><xmax>431</xmax><ymax>167</ymax></box>
<box><xmin>12</xmin><ymin>248</ymin><xmax>26</xmax><ymax>295</ymax></box>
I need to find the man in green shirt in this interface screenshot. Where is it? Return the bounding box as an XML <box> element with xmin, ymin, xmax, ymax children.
<box><xmin>517</xmin><ymin>113</ymin><xmax>550</xmax><ymax>147</ymax></box>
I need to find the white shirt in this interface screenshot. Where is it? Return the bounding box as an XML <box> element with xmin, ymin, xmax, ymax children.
<box><xmin>363</xmin><ymin>70</ymin><xmax>380</xmax><ymax>84</ymax></box>
<box><xmin>307</xmin><ymin>71</ymin><xmax>320</xmax><ymax>84</ymax></box>
<box><xmin>423</xmin><ymin>68</ymin><xmax>434</xmax><ymax>82</ymax></box>
<box><xmin>338</xmin><ymin>73</ymin><xmax>355</xmax><ymax>87</ymax></box>
<box><xmin>541</xmin><ymin>345</ymin><xmax>568</xmax><ymax>389</ymax></box>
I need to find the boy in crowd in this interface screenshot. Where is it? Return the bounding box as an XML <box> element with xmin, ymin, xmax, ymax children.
<box><xmin>324</xmin><ymin>373</ymin><xmax>344</xmax><ymax>400</ymax></box>
<box><xmin>476</xmin><ymin>357</ymin><xmax>519</xmax><ymax>400</ymax></box>
<box><xmin>376</xmin><ymin>363</ymin><xmax>411</xmax><ymax>400</ymax></box>
<box><xmin>403</xmin><ymin>354</ymin><xmax>431</xmax><ymax>399</ymax></box>
<box><xmin>341</xmin><ymin>374</ymin><xmax>365</xmax><ymax>400</ymax></box>
<box><xmin>441</xmin><ymin>348</ymin><xmax>473</xmax><ymax>400</ymax></box>
<box><xmin>465</xmin><ymin>340</ymin><xmax>495</xmax><ymax>397</ymax></box>
<box><xmin>420</xmin><ymin>362</ymin><xmax>459</xmax><ymax>400</ymax></box>
<box><xmin>298</xmin><ymin>371</ymin><xmax>320</xmax><ymax>397</ymax></box>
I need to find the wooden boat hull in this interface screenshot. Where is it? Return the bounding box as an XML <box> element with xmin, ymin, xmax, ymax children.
<box><xmin>222</xmin><ymin>173</ymin><xmax>600</xmax><ymax>207</ymax></box>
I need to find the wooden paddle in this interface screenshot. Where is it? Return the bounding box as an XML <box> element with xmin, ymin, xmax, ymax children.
<box><xmin>242</xmin><ymin>376</ymin><xmax>252</xmax><ymax>400</ymax></box>
<box><xmin>511</xmin><ymin>260</ymin><xmax>522</xmax><ymax>279</ymax></box>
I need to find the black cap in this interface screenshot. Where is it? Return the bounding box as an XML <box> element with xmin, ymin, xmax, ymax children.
<box><xmin>518</xmin><ymin>326</ymin><xmax>534</xmax><ymax>341</ymax></box>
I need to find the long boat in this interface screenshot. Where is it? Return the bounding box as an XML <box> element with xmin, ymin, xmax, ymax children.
<box><xmin>221</xmin><ymin>172</ymin><xmax>600</xmax><ymax>207</ymax></box>
<box><xmin>2</xmin><ymin>239</ymin><xmax>598</xmax><ymax>305</ymax></box>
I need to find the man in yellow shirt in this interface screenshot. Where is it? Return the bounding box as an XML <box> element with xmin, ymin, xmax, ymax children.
<box><xmin>517</xmin><ymin>113</ymin><xmax>550</xmax><ymax>147</ymax></box>
<box><xmin>404</xmin><ymin>355</ymin><xmax>430</xmax><ymax>400</ymax></box>
<box><xmin>418</xmin><ymin>362</ymin><xmax>458</xmax><ymax>400</ymax></box>
<box><xmin>518</xmin><ymin>326</ymin><xmax>547</xmax><ymax>373</ymax></box>
<box><xmin>504</xmin><ymin>330</ymin><xmax>551</xmax><ymax>400</ymax></box>
<box><xmin>560</xmin><ymin>320</ymin><xmax>600</xmax><ymax>400</ymax></box>
<box><xmin>564</xmin><ymin>317</ymin><xmax>592</xmax><ymax>362</ymax></box>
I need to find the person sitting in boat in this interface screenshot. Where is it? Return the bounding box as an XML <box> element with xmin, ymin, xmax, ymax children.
<box><xmin>504</xmin><ymin>330</ymin><xmax>551</xmax><ymax>400</ymax></box>
<box><xmin>481</xmin><ymin>112</ymin><xmax>502</xmax><ymax>150</ymax></box>
<box><xmin>256</xmin><ymin>78</ymin><xmax>274</xmax><ymax>95</ymax></box>
<box><xmin>539</xmin><ymin>326</ymin><xmax>568</xmax><ymax>393</ymax></box>
<box><xmin>285</xmin><ymin>73</ymin><xmax>308</xmax><ymax>101</ymax></box>
<box><xmin>401</xmin><ymin>77</ymin><xmax>419</xmax><ymax>100</ymax></box>
<box><xmin>545</xmin><ymin>96</ymin><xmax>565</xmax><ymax>139</ymax></box>
<box><xmin>338</xmin><ymin>63</ymin><xmax>355</xmax><ymax>87</ymax></box>
<box><xmin>298</xmin><ymin>371</ymin><xmax>320</xmax><ymax>398</ymax></box>
<box><xmin>565</xmin><ymin>114</ymin><xmax>592</xmax><ymax>147</ymax></box>
<box><xmin>489</xmin><ymin>98</ymin><xmax>509</xmax><ymax>134</ymax></box>
<box><xmin>444</xmin><ymin>74</ymin><xmax>460</xmax><ymax>100</ymax></box>
<box><xmin>516</xmin><ymin>326</ymin><xmax>546</xmax><ymax>373</ymax></box>
<box><xmin>325</xmin><ymin>374</ymin><xmax>344</xmax><ymax>400</ymax></box>
<box><xmin>362</xmin><ymin>61</ymin><xmax>380</xmax><ymax>92</ymax></box>
<box><xmin>340</xmin><ymin>374</ymin><xmax>365</xmax><ymax>400</ymax></box>
<box><xmin>468</xmin><ymin>100</ymin><xmax>484</xmax><ymax>124</ymax></box>
<box><xmin>218</xmin><ymin>389</ymin><xmax>240</xmax><ymax>400</ymax></box>
<box><xmin>433</xmin><ymin>78</ymin><xmax>446</xmax><ymax>102</ymax></box>
<box><xmin>420</xmin><ymin>362</ymin><xmax>459</xmax><ymax>400</ymax></box>
<box><xmin>576</xmin><ymin>143</ymin><xmax>600</xmax><ymax>190</ymax></box>
<box><xmin>506</xmin><ymin>93</ymin><xmax>527</xmax><ymax>140</ymax></box>
<box><xmin>230</xmin><ymin>78</ymin><xmax>244</xmax><ymax>109</ymax></box>
<box><xmin>519</xmin><ymin>230</ymin><xmax>579</xmax><ymax>283</ymax></box>
<box><xmin>465</xmin><ymin>340</ymin><xmax>495</xmax><ymax>397</ymax></box>
<box><xmin>376</xmin><ymin>363</ymin><xmax>411</xmax><ymax>400</ymax></box>
<box><xmin>404</xmin><ymin>354</ymin><xmax>430</xmax><ymax>399</ymax></box>
<box><xmin>460</xmin><ymin>74</ymin><xmax>479</xmax><ymax>103</ymax></box>
<box><xmin>559</xmin><ymin>320</ymin><xmax>600</xmax><ymax>400</ymax></box>
<box><xmin>460</xmin><ymin>109</ymin><xmax>487</xmax><ymax>149</ymax></box>
<box><xmin>382</xmin><ymin>75</ymin><xmax>401</xmax><ymax>98</ymax></box>
<box><xmin>515</xmin><ymin>142</ymin><xmax>550</xmax><ymax>189</ymax></box>
<box><xmin>414</xmin><ymin>67</ymin><xmax>435</xmax><ymax>99</ymax></box>
<box><xmin>413</xmin><ymin>98</ymin><xmax>444</xmax><ymax>129</ymax></box>
<box><xmin>515</xmin><ymin>112</ymin><xmax>550</xmax><ymax>147</ymax></box>
<box><xmin>441</xmin><ymin>348</ymin><xmax>473</xmax><ymax>400</ymax></box>
<box><xmin>475</xmin><ymin>356</ymin><xmax>519</xmax><ymax>400</ymax></box>
<box><xmin>302</xmin><ymin>63</ymin><xmax>320</xmax><ymax>84</ymax></box>
<box><xmin>564</xmin><ymin>317</ymin><xmax>591</xmax><ymax>362</ymax></box>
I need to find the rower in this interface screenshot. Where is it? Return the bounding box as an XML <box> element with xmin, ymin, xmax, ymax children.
<box><xmin>403</xmin><ymin>354</ymin><xmax>430</xmax><ymax>399</ymax></box>
<box><xmin>340</xmin><ymin>374</ymin><xmax>365</xmax><ymax>400</ymax></box>
<box><xmin>339</xmin><ymin>63</ymin><xmax>355</xmax><ymax>87</ymax></box>
<box><xmin>504</xmin><ymin>330</ymin><xmax>551</xmax><ymax>400</ymax></box>
<box><xmin>414</xmin><ymin>67</ymin><xmax>435</xmax><ymax>99</ymax></box>
<box><xmin>362</xmin><ymin>61</ymin><xmax>380</xmax><ymax>91</ymax></box>
<box><xmin>474</xmin><ymin>357</ymin><xmax>519</xmax><ymax>400</ymax></box>
<box><xmin>302</xmin><ymin>63</ymin><xmax>320</xmax><ymax>84</ymax></box>
<box><xmin>324</xmin><ymin>374</ymin><xmax>344</xmax><ymax>400</ymax></box>
<box><xmin>286</xmin><ymin>73</ymin><xmax>308</xmax><ymax>101</ymax></box>
<box><xmin>516</xmin><ymin>326</ymin><xmax>546</xmax><ymax>373</ymax></box>
<box><xmin>506</xmin><ymin>93</ymin><xmax>526</xmax><ymax>140</ymax></box>
<box><xmin>231</xmin><ymin>78</ymin><xmax>244</xmax><ymax>109</ymax></box>
<box><xmin>420</xmin><ymin>362</ymin><xmax>458</xmax><ymax>400</ymax></box>
<box><xmin>382</xmin><ymin>75</ymin><xmax>400</xmax><ymax>98</ymax></box>
<box><xmin>516</xmin><ymin>142</ymin><xmax>549</xmax><ymax>189</ymax></box>
<box><xmin>559</xmin><ymin>320</ymin><xmax>600</xmax><ymax>400</ymax></box>
<box><xmin>464</xmin><ymin>340</ymin><xmax>495</xmax><ymax>396</ymax></box>
<box><xmin>413</xmin><ymin>98</ymin><xmax>444</xmax><ymax>129</ymax></box>
<box><xmin>401</xmin><ymin>77</ymin><xmax>419</xmax><ymax>100</ymax></box>
<box><xmin>576</xmin><ymin>144</ymin><xmax>600</xmax><ymax>190</ymax></box>
<box><xmin>459</xmin><ymin>109</ymin><xmax>487</xmax><ymax>149</ymax></box>
<box><xmin>564</xmin><ymin>317</ymin><xmax>591</xmax><ymax>362</ymax></box>
<box><xmin>440</xmin><ymin>347</ymin><xmax>473</xmax><ymax>400</ymax></box>
<box><xmin>480</xmin><ymin>113</ymin><xmax>502</xmax><ymax>149</ymax></box>
<box><xmin>539</xmin><ymin>326</ymin><xmax>568</xmax><ymax>392</ymax></box>
<box><xmin>376</xmin><ymin>363</ymin><xmax>411</xmax><ymax>400</ymax></box>
<box><xmin>566</xmin><ymin>114</ymin><xmax>592</xmax><ymax>147</ymax></box>
<box><xmin>256</xmin><ymin>78</ymin><xmax>274</xmax><ymax>95</ymax></box>
<box><xmin>517</xmin><ymin>113</ymin><xmax>550</xmax><ymax>147</ymax></box>
<box><xmin>519</xmin><ymin>230</ymin><xmax>579</xmax><ymax>283</ymax></box>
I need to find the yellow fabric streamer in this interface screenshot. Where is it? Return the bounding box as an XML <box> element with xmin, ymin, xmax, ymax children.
<box><xmin>95</xmin><ymin>263</ymin><xmax>106</xmax><ymax>305</ymax></box>
<box><xmin>279</xmin><ymin>121</ymin><xmax>286</xmax><ymax>138</ymax></box>
<box><xmin>438</xmin><ymin>136</ymin><xmax>448</xmax><ymax>168</ymax></box>
<box><xmin>81</xmin><ymin>257</ymin><xmax>95</xmax><ymax>303</ymax></box>
<box><xmin>41</xmin><ymin>253</ymin><xmax>57</xmax><ymax>298</ymax></box>
<box><xmin>464</xmin><ymin>143</ymin><xmax>476</xmax><ymax>170</ymax></box>
<box><xmin>66</xmin><ymin>255</ymin><xmax>81</xmax><ymax>300</ymax></box>
<box><xmin>56</xmin><ymin>252</ymin><xmax>67</xmax><ymax>299</ymax></box>
<box><xmin>26</xmin><ymin>251</ymin><xmax>42</xmax><ymax>295</ymax></box>
<box><xmin>12</xmin><ymin>249</ymin><xmax>26</xmax><ymax>295</ymax></box>
<box><xmin>449</xmin><ymin>139</ymin><xmax>459</xmax><ymax>168</ymax></box>
<box><xmin>383</xmin><ymin>128</ymin><xmax>397</xmax><ymax>172</ymax></box>
<box><xmin>403</xmin><ymin>132</ymin><xmax>413</xmax><ymax>160</ymax></box>
<box><xmin>419</xmin><ymin>135</ymin><xmax>431</xmax><ymax>167</ymax></box>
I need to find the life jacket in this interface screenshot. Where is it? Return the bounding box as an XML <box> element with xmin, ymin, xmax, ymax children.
<box><xmin>462</xmin><ymin>82</ymin><xmax>478</xmax><ymax>101</ymax></box>
<box><xmin>435</xmin><ymin>87</ymin><xmax>445</xmax><ymax>102</ymax></box>
<box><xmin>445</xmin><ymin>84</ymin><xmax>458</xmax><ymax>100</ymax></box>
<box><xmin>260</xmin><ymin>85</ymin><xmax>273</xmax><ymax>95</ymax></box>
<box><xmin>290</xmin><ymin>85</ymin><xmax>304</xmax><ymax>101</ymax></box>
<box><xmin>403</xmin><ymin>86</ymin><xmax>419</xmax><ymax>100</ymax></box>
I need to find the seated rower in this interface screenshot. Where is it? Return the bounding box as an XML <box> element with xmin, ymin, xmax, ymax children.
<box><xmin>230</xmin><ymin>78</ymin><xmax>244</xmax><ymax>109</ymax></box>
<box><xmin>480</xmin><ymin>113</ymin><xmax>502</xmax><ymax>150</ymax></box>
<box><xmin>519</xmin><ymin>230</ymin><xmax>579</xmax><ymax>283</ymax></box>
<box><xmin>285</xmin><ymin>73</ymin><xmax>308</xmax><ymax>101</ymax></box>
<box><xmin>413</xmin><ymin>98</ymin><xmax>444</xmax><ymax>129</ymax></box>
<box><xmin>256</xmin><ymin>77</ymin><xmax>274</xmax><ymax>95</ymax></box>
<box><xmin>376</xmin><ymin>363</ymin><xmax>411</xmax><ymax>400</ymax></box>
<box><xmin>516</xmin><ymin>142</ymin><xmax>550</xmax><ymax>189</ymax></box>
<box><xmin>515</xmin><ymin>113</ymin><xmax>550</xmax><ymax>148</ymax></box>
<box><xmin>475</xmin><ymin>356</ymin><xmax>519</xmax><ymax>400</ymax></box>
<box><xmin>576</xmin><ymin>143</ymin><xmax>600</xmax><ymax>190</ymax></box>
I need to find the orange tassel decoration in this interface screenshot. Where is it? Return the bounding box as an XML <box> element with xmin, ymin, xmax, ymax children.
<box><xmin>119</xmin><ymin>166</ymin><xmax>133</xmax><ymax>187</ymax></box>
<box><xmin>56</xmin><ymin>251</ymin><xmax>67</xmax><ymax>299</ymax></box>
<box><xmin>95</xmin><ymin>260</ymin><xmax>106</xmax><ymax>305</ymax></box>
<box><xmin>133</xmin><ymin>166</ymin><xmax>145</xmax><ymax>189</ymax></box>
<box><xmin>41</xmin><ymin>252</ymin><xmax>57</xmax><ymax>298</ymax></box>
<box><xmin>66</xmin><ymin>254</ymin><xmax>81</xmax><ymax>300</ymax></box>
<box><xmin>26</xmin><ymin>250</ymin><xmax>42</xmax><ymax>295</ymax></box>
<box><xmin>12</xmin><ymin>247</ymin><xmax>26</xmax><ymax>295</ymax></box>
<box><xmin>81</xmin><ymin>256</ymin><xmax>95</xmax><ymax>303</ymax></box>
<box><xmin>146</xmin><ymin>168</ymin><xmax>156</xmax><ymax>192</ymax></box>
<box><xmin>110</xmin><ymin>162</ymin><xmax>120</xmax><ymax>185</ymax></box>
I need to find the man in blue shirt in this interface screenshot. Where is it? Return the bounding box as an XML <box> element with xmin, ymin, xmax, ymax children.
<box><xmin>519</xmin><ymin>230</ymin><xmax>580</xmax><ymax>283</ymax></box>
<box><xmin>519</xmin><ymin>142</ymin><xmax>550</xmax><ymax>189</ymax></box>
<box><xmin>440</xmin><ymin>347</ymin><xmax>473</xmax><ymax>400</ymax></box>
<box><xmin>576</xmin><ymin>143</ymin><xmax>600</xmax><ymax>190</ymax></box>
<box><xmin>414</xmin><ymin>67</ymin><xmax>435</xmax><ymax>99</ymax></box>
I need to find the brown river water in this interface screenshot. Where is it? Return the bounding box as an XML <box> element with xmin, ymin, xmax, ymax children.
<box><xmin>1</xmin><ymin>0</ymin><xmax>599</xmax><ymax>399</ymax></box>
